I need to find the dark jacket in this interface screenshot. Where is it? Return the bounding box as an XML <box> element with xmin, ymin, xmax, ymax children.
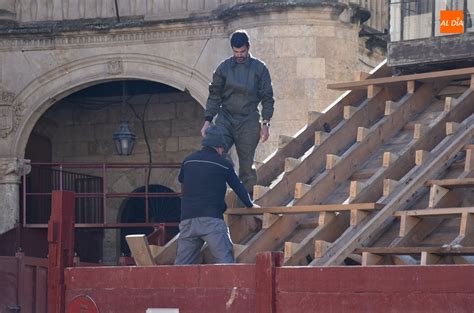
<box><xmin>178</xmin><ymin>146</ymin><xmax>253</xmax><ymax>221</ymax></box>
<box><xmin>205</xmin><ymin>55</ymin><xmax>274</xmax><ymax>122</ymax></box>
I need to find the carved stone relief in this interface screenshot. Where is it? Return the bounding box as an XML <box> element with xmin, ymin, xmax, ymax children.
<box><xmin>0</xmin><ymin>89</ymin><xmax>23</xmax><ymax>138</ymax></box>
<box><xmin>107</xmin><ymin>58</ymin><xmax>123</xmax><ymax>75</ymax></box>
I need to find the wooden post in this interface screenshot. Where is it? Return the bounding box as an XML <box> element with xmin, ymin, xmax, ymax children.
<box><xmin>284</xmin><ymin>157</ymin><xmax>301</xmax><ymax>173</ymax></box>
<box><xmin>367</xmin><ymin>85</ymin><xmax>382</xmax><ymax>98</ymax></box>
<box><xmin>465</xmin><ymin>146</ymin><xmax>474</xmax><ymax>172</ymax></box>
<box><xmin>399</xmin><ymin>215</ymin><xmax>420</xmax><ymax>237</ymax></box>
<box><xmin>278</xmin><ymin>135</ymin><xmax>293</xmax><ymax>149</ymax></box>
<box><xmin>407</xmin><ymin>80</ymin><xmax>416</xmax><ymax>94</ymax></box>
<box><xmin>446</xmin><ymin>122</ymin><xmax>461</xmax><ymax>136</ymax></box>
<box><xmin>48</xmin><ymin>191</ymin><xmax>75</xmax><ymax>313</ymax></box>
<box><xmin>253</xmin><ymin>185</ymin><xmax>270</xmax><ymax>200</ymax></box>
<box><xmin>314</xmin><ymin>240</ymin><xmax>332</xmax><ymax>259</ymax></box>
<box><xmin>315</xmin><ymin>131</ymin><xmax>330</xmax><ymax>145</ymax></box>
<box><xmin>384</xmin><ymin>100</ymin><xmax>400</xmax><ymax>115</ymax></box>
<box><xmin>255</xmin><ymin>251</ymin><xmax>283</xmax><ymax>313</ymax></box>
<box><xmin>444</xmin><ymin>97</ymin><xmax>455</xmax><ymax>112</ymax></box>
<box><xmin>326</xmin><ymin>154</ymin><xmax>341</xmax><ymax>170</ymax></box>
<box><xmin>308</xmin><ymin>111</ymin><xmax>322</xmax><ymax>124</ymax></box>
<box><xmin>428</xmin><ymin>184</ymin><xmax>449</xmax><ymax>208</ymax></box>
<box><xmin>362</xmin><ymin>252</ymin><xmax>383</xmax><ymax>266</ymax></box>
<box><xmin>343</xmin><ymin>106</ymin><xmax>357</xmax><ymax>119</ymax></box>
<box><xmin>413</xmin><ymin>123</ymin><xmax>427</xmax><ymax>140</ymax></box>
<box><xmin>421</xmin><ymin>251</ymin><xmax>441</xmax><ymax>265</ymax></box>
<box><xmin>415</xmin><ymin>150</ymin><xmax>432</xmax><ymax>166</ymax></box>
<box><xmin>357</xmin><ymin>127</ymin><xmax>369</xmax><ymax>142</ymax></box>
<box><xmin>470</xmin><ymin>74</ymin><xmax>474</xmax><ymax>90</ymax></box>
<box><xmin>294</xmin><ymin>183</ymin><xmax>311</xmax><ymax>200</ymax></box>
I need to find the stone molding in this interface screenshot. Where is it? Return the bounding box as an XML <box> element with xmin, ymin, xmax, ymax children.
<box><xmin>0</xmin><ymin>88</ymin><xmax>23</xmax><ymax>138</ymax></box>
<box><xmin>0</xmin><ymin>23</ymin><xmax>226</xmax><ymax>51</ymax></box>
<box><xmin>0</xmin><ymin>157</ymin><xmax>31</xmax><ymax>184</ymax></box>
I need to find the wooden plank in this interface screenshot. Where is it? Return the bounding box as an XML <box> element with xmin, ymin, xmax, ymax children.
<box><xmin>314</xmin><ymin>240</ymin><xmax>332</xmax><ymax>259</ymax></box>
<box><xmin>367</xmin><ymin>85</ymin><xmax>382</xmax><ymax>98</ymax></box>
<box><xmin>255</xmin><ymin>62</ymin><xmax>390</xmax><ymax>187</ymax></box>
<box><xmin>383</xmin><ymin>179</ymin><xmax>398</xmax><ymax>197</ymax></box>
<box><xmin>394</xmin><ymin>207</ymin><xmax>474</xmax><ymax>217</ymax></box>
<box><xmin>233</xmin><ymin>244</ymin><xmax>247</xmax><ymax>258</ymax></box>
<box><xmin>328</xmin><ymin>66</ymin><xmax>474</xmax><ymax>91</ymax></box>
<box><xmin>384</xmin><ymin>100</ymin><xmax>400</xmax><ymax>115</ymax></box>
<box><xmin>284</xmin><ymin>242</ymin><xmax>302</xmax><ymax>260</ymax></box>
<box><xmin>350</xmin><ymin>209</ymin><xmax>369</xmax><ymax>226</ymax></box>
<box><xmin>355</xmin><ymin>246</ymin><xmax>474</xmax><ymax>255</ymax></box>
<box><xmin>284</xmin><ymin>157</ymin><xmax>301</xmax><ymax>173</ymax></box>
<box><xmin>459</xmin><ymin>212</ymin><xmax>474</xmax><ymax>237</ymax></box>
<box><xmin>446</xmin><ymin>122</ymin><xmax>461</xmax><ymax>136</ymax></box>
<box><xmin>444</xmin><ymin>97</ymin><xmax>455</xmax><ymax>112</ymax></box>
<box><xmin>421</xmin><ymin>252</ymin><xmax>441</xmax><ymax>265</ymax></box>
<box><xmin>426</xmin><ymin>178</ymin><xmax>474</xmax><ymax>188</ymax></box>
<box><xmin>314</xmin><ymin>115</ymin><xmax>474</xmax><ymax>266</ymax></box>
<box><xmin>262</xmin><ymin>213</ymin><xmax>279</xmax><ymax>229</ymax></box>
<box><xmin>362</xmin><ymin>252</ymin><xmax>383</xmax><ymax>266</ymax></box>
<box><xmin>357</xmin><ymin>127</ymin><xmax>369</xmax><ymax>142</ymax></box>
<box><xmin>428</xmin><ymin>184</ymin><xmax>450</xmax><ymax>207</ymax></box>
<box><xmin>294</xmin><ymin>183</ymin><xmax>311</xmax><ymax>200</ymax></box>
<box><xmin>315</xmin><ymin>131</ymin><xmax>330</xmax><ymax>145</ymax></box>
<box><xmin>382</xmin><ymin>152</ymin><xmax>398</xmax><ymax>167</ymax></box>
<box><xmin>413</xmin><ymin>123</ymin><xmax>427</xmax><ymax>140</ymax></box>
<box><xmin>407</xmin><ymin>80</ymin><xmax>416</xmax><ymax>94</ymax></box>
<box><xmin>225</xmin><ymin>203</ymin><xmax>383</xmax><ymax>215</ymax></box>
<box><xmin>278</xmin><ymin>135</ymin><xmax>294</xmax><ymax>149</ymax></box>
<box><xmin>253</xmin><ymin>185</ymin><xmax>270</xmax><ymax>200</ymax></box>
<box><xmin>307</xmin><ymin>111</ymin><xmax>323</xmax><ymax>124</ymax></box>
<box><xmin>326</xmin><ymin>154</ymin><xmax>341</xmax><ymax>170</ymax></box>
<box><xmin>399</xmin><ymin>215</ymin><xmax>420</xmax><ymax>237</ymax></box>
<box><xmin>465</xmin><ymin>147</ymin><xmax>474</xmax><ymax>172</ymax></box>
<box><xmin>349</xmin><ymin>181</ymin><xmax>365</xmax><ymax>199</ymax></box>
<box><xmin>355</xmin><ymin>71</ymin><xmax>370</xmax><ymax>81</ymax></box>
<box><xmin>415</xmin><ymin>150</ymin><xmax>432</xmax><ymax>166</ymax></box>
<box><xmin>125</xmin><ymin>234</ymin><xmax>155</xmax><ymax>266</ymax></box>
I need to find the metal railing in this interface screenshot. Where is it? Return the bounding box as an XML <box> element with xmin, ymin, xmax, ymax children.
<box><xmin>22</xmin><ymin>162</ymin><xmax>181</xmax><ymax>229</ymax></box>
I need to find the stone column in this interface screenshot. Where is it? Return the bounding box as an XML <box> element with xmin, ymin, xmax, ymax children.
<box><xmin>0</xmin><ymin>158</ymin><xmax>30</xmax><ymax>234</ymax></box>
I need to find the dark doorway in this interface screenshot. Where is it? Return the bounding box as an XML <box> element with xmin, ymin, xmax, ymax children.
<box><xmin>120</xmin><ymin>184</ymin><xmax>181</xmax><ymax>256</ymax></box>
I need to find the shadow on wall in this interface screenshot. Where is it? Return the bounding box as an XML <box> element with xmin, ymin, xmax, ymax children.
<box><xmin>119</xmin><ymin>184</ymin><xmax>181</xmax><ymax>256</ymax></box>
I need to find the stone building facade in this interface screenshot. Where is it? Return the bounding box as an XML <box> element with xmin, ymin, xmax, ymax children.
<box><xmin>0</xmin><ymin>0</ymin><xmax>384</xmax><ymax>262</ymax></box>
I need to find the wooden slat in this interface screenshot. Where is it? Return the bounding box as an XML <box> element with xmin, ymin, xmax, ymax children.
<box><xmin>328</xmin><ymin>67</ymin><xmax>474</xmax><ymax>91</ymax></box>
<box><xmin>355</xmin><ymin>246</ymin><xmax>474</xmax><ymax>255</ymax></box>
<box><xmin>428</xmin><ymin>184</ymin><xmax>450</xmax><ymax>207</ymax></box>
<box><xmin>225</xmin><ymin>203</ymin><xmax>383</xmax><ymax>215</ymax></box>
<box><xmin>125</xmin><ymin>234</ymin><xmax>155</xmax><ymax>266</ymax></box>
<box><xmin>394</xmin><ymin>207</ymin><xmax>474</xmax><ymax>217</ymax></box>
<box><xmin>426</xmin><ymin>178</ymin><xmax>474</xmax><ymax>188</ymax></box>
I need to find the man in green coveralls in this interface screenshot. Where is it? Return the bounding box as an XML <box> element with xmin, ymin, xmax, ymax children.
<box><xmin>201</xmin><ymin>29</ymin><xmax>275</xmax><ymax>196</ymax></box>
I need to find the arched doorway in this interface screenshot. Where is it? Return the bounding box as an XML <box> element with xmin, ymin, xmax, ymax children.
<box><xmin>119</xmin><ymin>184</ymin><xmax>181</xmax><ymax>256</ymax></box>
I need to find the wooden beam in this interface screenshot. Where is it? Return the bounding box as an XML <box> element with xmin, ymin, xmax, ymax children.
<box><xmin>394</xmin><ymin>207</ymin><xmax>474</xmax><ymax>217</ymax></box>
<box><xmin>362</xmin><ymin>252</ymin><xmax>383</xmax><ymax>266</ymax></box>
<box><xmin>383</xmin><ymin>179</ymin><xmax>398</xmax><ymax>197</ymax></box>
<box><xmin>233</xmin><ymin>244</ymin><xmax>247</xmax><ymax>258</ymax></box>
<box><xmin>226</xmin><ymin>203</ymin><xmax>383</xmax><ymax>215</ymax></box>
<box><xmin>384</xmin><ymin>100</ymin><xmax>400</xmax><ymax>115</ymax></box>
<box><xmin>284</xmin><ymin>242</ymin><xmax>302</xmax><ymax>260</ymax></box>
<box><xmin>314</xmin><ymin>240</ymin><xmax>332</xmax><ymax>259</ymax></box>
<box><xmin>421</xmin><ymin>251</ymin><xmax>441</xmax><ymax>265</ymax></box>
<box><xmin>308</xmin><ymin>111</ymin><xmax>323</xmax><ymax>124</ymax></box>
<box><xmin>426</xmin><ymin>178</ymin><xmax>474</xmax><ymax>188</ymax></box>
<box><xmin>350</xmin><ymin>209</ymin><xmax>369</xmax><ymax>226</ymax></box>
<box><xmin>407</xmin><ymin>80</ymin><xmax>416</xmax><ymax>94</ymax></box>
<box><xmin>318</xmin><ymin>211</ymin><xmax>336</xmax><ymax>225</ymax></box>
<box><xmin>471</xmin><ymin>74</ymin><xmax>474</xmax><ymax>89</ymax></box>
<box><xmin>284</xmin><ymin>157</ymin><xmax>301</xmax><ymax>173</ymax></box>
<box><xmin>444</xmin><ymin>97</ymin><xmax>455</xmax><ymax>112</ymax></box>
<box><xmin>367</xmin><ymin>85</ymin><xmax>382</xmax><ymax>98</ymax></box>
<box><xmin>465</xmin><ymin>147</ymin><xmax>474</xmax><ymax>172</ymax></box>
<box><xmin>357</xmin><ymin>127</ymin><xmax>370</xmax><ymax>142</ymax></box>
<box><xmin>343</xmin><ymin>106</ymin><xmax>357</xmax><ymax>119</ymax></box>
<box><xmin>315</xmin><ymin>131</ymin><xmax>330</xmax><ymax>145</ymax></box>
<box><xmin>253</xmin><ymin>185</ymin><xmax>270</xmax><ymax>201</ymax></box>
<box><xmin>415</xmin><ymin>150</ymin><xmax>432</xmax><ymax>166</ymax></box>
<box><xmin>459</xmin><ymin>212</ymin><xmax>474</xmax><ymax>237</ymax></box>
<box><xmin>278</xmin><ymin>135</ymin><xmax>294</xmax><ymax>149</ymax></box>
<box><xmin>349</xmin><ymin>181</ymin><xmax>365</xmax><ymax>199</ymax></box>
<box><xmin>413</xmin><ymin>123</ymin><xmax>428</xmax><ymax>140</ymax></box>
<box><xmin>262</xmin><ymin>213</ymin><xmax>279</xmax><ymax>229</ymax></box>
<box><xmin>382</xmin><ymin>152</ymin><xmax>398</xmax><ymax>167</ymax></box>
<box><xmin>356</xmin><ymin>246</ymin><xmax>474</xmax><ymax>255</ymax></box>
<box><xmin>294</xmin><ymin>183</ymin><xmax>311</xmax><ymax>200</ymax></box>
<box><xmin>355</xmin><ymin>71</ymin><xmax>370</xmax><ymax>81</ymax></box>
<box><xmin>399</xmin><ymin>215</ymin><xmax>420</xmax><ymax>237</ymax></box>
<box><xmin>149</xmin><ymin>245</ymin><xmax>165</xmax><ymax>259</ymax></box>
<box><xmin>391</xmin><ymin>255</ymin><xmax>417</xmax><ymax>265</ymax></box>
<box><xmin>125</xmin><ymin>234</ymin><xmax>155</xmax><ymax>266</ymax></box>
<box><xmin>446</xmin><ymin>122</ymin><xmax>461</xmax><ymax>136</ymax></box>
<box><xmin>326</xmin><ymin>154</ymin><xmax>341</xmax><ymax>170</ymax></box>
<box><xmin>428</xmin><ymin>184</ymin><xmax>450</xmax><ymax>207</ymax></box>
<box><xmin>328</xmin><ymin>66</ymin><xmax>474</xmax><ymax>90</ymax></box>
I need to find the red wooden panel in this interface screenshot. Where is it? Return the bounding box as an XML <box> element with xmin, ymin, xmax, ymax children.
<box><xmin>255</xmin><ymin>252</ymin><xmax>283</xmax><ymax>313</ymax></box>
<box><xmin>0</xmin><ymin>257</ymin><xmax>18</xmax><ymax>310</ymax></box>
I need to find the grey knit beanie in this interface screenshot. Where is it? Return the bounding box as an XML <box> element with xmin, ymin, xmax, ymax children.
<box><xmin>202</xmin><ymin>125</ymin><xmax>226</xmax><ymax>149</ymax></box>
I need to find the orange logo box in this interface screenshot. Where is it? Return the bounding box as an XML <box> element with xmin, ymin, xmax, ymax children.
<box><xmin>440</xmin><ymin>10</ymin><xmax>464</xmax><ymax>34</ymax></box>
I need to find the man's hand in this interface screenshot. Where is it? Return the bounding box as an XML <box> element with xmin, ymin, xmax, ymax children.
<box><xmin>252</xmin><ymin>203</ymin><xmax>261</xmax><ymax>208</ymax></box>
<box><xmin>260</xmin><ymin>125</ymin><xmax>270</xmax><ymax>143</ymax></box>
<box><xmin>201</xmin><ymin>121</ymin><xmax>211</xmax><ymax>137</ymax></box>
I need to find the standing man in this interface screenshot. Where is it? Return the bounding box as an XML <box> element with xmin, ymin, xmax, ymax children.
<box><xmin>201</xmin><ymin>29</ymin><xmax>275</xmax><ymax>196</ymax></box>
<box><xmin>175</xmin><ymin>125</ymin><xmax>257</xmax><ymax>265</ymax></box>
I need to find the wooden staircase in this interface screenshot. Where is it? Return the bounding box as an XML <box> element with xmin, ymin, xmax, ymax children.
<box><xmin>149</xmin><ymin>62</ymin><xmax>474</xmax><ymax>267</ymax></box>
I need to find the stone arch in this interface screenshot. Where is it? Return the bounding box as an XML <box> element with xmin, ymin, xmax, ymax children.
<box><xmin>12</xmin><ymin>52</ymin><xmax>210</xmax><ymax>158</ymax></box>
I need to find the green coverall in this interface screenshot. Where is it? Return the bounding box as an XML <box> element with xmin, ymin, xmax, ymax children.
<box><xmin>205</xmin><ymin>55</ymin><xmax>275</xmax><ymax>193</ymax></box>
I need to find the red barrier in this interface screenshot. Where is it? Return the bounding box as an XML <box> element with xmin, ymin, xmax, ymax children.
<box><xmin>48</xmin><ymin>191</ymin><xmax>75</xmax><ymax>313</ymax></box>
